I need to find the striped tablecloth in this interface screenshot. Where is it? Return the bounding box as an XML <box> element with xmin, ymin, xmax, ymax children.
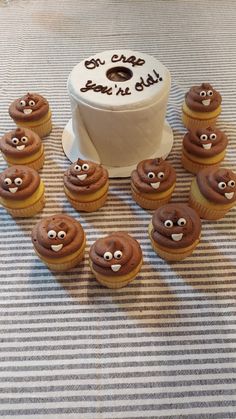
<box><xmin>0</xmin><ymin>1</ymin><xmax>235</xmax><ymax>418</ymax></box>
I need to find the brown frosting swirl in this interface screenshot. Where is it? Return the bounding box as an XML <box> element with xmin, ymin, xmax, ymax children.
<box><xmin>90</xmin><ymin>232</ymin><xmax>142</xmax><ymax>276</ymax></box>
<box><xmin>0</xmin><ymin>165</ymin><xmax>40</xmax><ymax>200</ymax></box>
<box><xmin>32</xmin><ymin>214</ymin><xmax>85</xmax><ymax>258</ymax></box>
<box><xmin>151</xmin><ymin>203</ymin><xmax>201</xmax><ymax>249</ymax></box>
<box><xmin>183</xmin><ymin>127</ymin><xmax>228</xmax><ymax>158</ymax></box>
<box><xmin>185</xmin><ymin>83</ymin><xmax>221</xmax><ymax>112</ymax></box>
<box><xmin>64</xmin><ymin>158</ymin><xmax>108</xmax><ymax>195</ymax></box>
<box><xmin>131</xmin><ymin>158</ymin><xmax>176</xmax><ymax>193</ymax></box>
<box><xmin>0</xmin><ymin>128</ymin><xmax>42</xmax><ymax>158</ymax></box>
<box><xmin>197</xmin><ymin>167</ymin><xmax>236</xmax><ymax>204</ymax></box>
<box><xmin>9</xmin><ymin>93</ymin><xmax>49</xmax><ymax>122</ymax></box>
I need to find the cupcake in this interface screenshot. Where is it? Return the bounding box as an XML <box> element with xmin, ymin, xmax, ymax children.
<box><xmin>181</xmin><ymin>127</ymin><xmax>228</xmax><ymax>174</ymax></box>
<box><xmin>89</xmin><ymin>232</ymin><xmax>142</xmax><ymax>288</ymax></box>
<box><xmin>182</xmin><ymin>83</ymin><xmax>222</xmax><ymax>131</ymax></box>
<box><xmin>9</xmin><ymin>92</ymin><xmax>52</xmax><ymax>137</ymax></box>
<box><xmin>64</xmin><ymin>158</ymin><xmax>109</xmax><ymax>212</ymax></box>
<box><xmin>0</xmin><ymin>165</ymin><xmax>45</xmax><ymax>217</ymax></box>
<box><xmin>148</xmin><ymin>203</ymin><xmax>201</xmax><ymax>261</ymax></box>
<box><xmin>32</xmin><ymin>214</ymin><xmax>86</xmax><ymax>271</ymax></box>
<box><xmin>189</xmin><ymin>166</ymin><xmax>236</xmax><ymax>220</ymax></box>
<box><xmin>0</xmin><ymin>127</ymin><xmax>44</xmax><ymax>171</ymax></box>
<box><xmin>131</xmin><ymin>158</ymin><xmax>176</xmax><ymax>210</ymax></box>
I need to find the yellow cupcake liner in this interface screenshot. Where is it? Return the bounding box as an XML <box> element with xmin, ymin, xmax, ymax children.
<box><xmin>65</xmin><ymin>187</ymin><xmax>108</xmax><ymax>212</ymax></box>
<box><xmin>5</xmin><ymin>148</ymin><xmax>45</xmax><ymax>171</ymax></box>
<box><xmin>16</xmin><ymin>111</ymin><xmax>52</xmax><ymax>138</ymax></box>
<box><xmin>181</xmin><ymin>149</ymin><xmax>225</xmax><ymax>175</ymax></box>
<box><xmin>5</xmin><ymin>193</ymin><xmax>45</xmax><ymax>218</ymax></box>
<box><xmin>131</xmin><ymin>183</ymin><xmax>175</xmax><ymax>210</ymax></box>
<box><xmin>182</xmin><ymin>102</ymin><xmax>221</xmax><ymax>131</ymax></box>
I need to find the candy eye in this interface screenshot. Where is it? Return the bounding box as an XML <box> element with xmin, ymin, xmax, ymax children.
<box><xmin>28</xmin><ymin>100</ymin><xmax>35</xmax><ymax>106</ymax></box>
<box><xmin>200</xmin><ymin>134</ymin><xmax>208</xmax><ymax>141</ymax></box>
<box><xmin>177</xmin><ymin>218</ymin><xmax>186</xmax><ymax>226</ymax></box>
<box><xmin>11</xmin><ymin>137</ymin><xmax>19</xmax><ymax>145</ymax></box>
<box><xmin>200</xmin><ymin>91</ymin><xmax>206</xmax><ymax>97</ymax></box>
<box><xmin>21</xmin><ymin>136</ymin><xmax>28</xmax><ymax>143</ymax></box>
<box><xmin>74</xmin><ymin>164</ymin><xmax>81</xmax><ymax>171</ymax></box>
<box><xmin>4</xmin><ymin>178</ymin><xmax>12</xmax><ymax>185</ymax></box>
<box><xmin>82</xmin><ymin>163</ymin><xmax>89</xmax><ymax>171</ymax></box>
<box><xmin>157</xmin><ymin>171</ymin><xmax>165</xmax><ymax>179</ymax></box>
<box><xmin>228</xmin><ymin>180</ymin><xmax>235</xmax><ymax>188</ymax></box>
<box><xmin>20</xmin><ymin>100</ymin><xmax>26</xmax><ymax>106</ymax></box>
<box><xmin>103</xmin><ymin>251</ymin><xmax>112</xmax><ymax>261</ymax></box>
<box><xmin>209</xmin><ymin>133</ymin><xmax>217</xmax><ymax>140</ymax></box>
<box><xmin>48</xmin><ymin>230</ymin><xmax>57</xmax><ymax>239</ymax></box>
<box><xmin>57</xmin><ymin>230</ymin><xmax>66</xmax><ymax>239</ymax></box>
<box><xmin>218</xmin><ymin>181</ymin><xmax>226</xmax><ymax>190</ymax></box>
<box><xmin>164</xmin><ymin>219</ymin><xmax>173</xmax><ymax>228</ymax></box>
<box><xmin>147</xmin><ymin>172</ymin><xmax>155</xmax><ymax>179</ymax></box>
<box><xmin>207</xmin><ymin>90</ymin><xmax>213</xmax><ymax>96</ymax></box>
<box><xmin>114</xmin><ymin>250</ymin><xmax>123</xmax><ymax>259</ymax></box>
<box><xmin>14</xmin><ymin>177</ymin><xmax>22</xmax><ymax>186</ymax></box>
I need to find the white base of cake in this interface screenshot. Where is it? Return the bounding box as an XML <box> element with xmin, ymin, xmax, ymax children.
<box><xmin>62</xmin><ymin>118</ymin><xmax>173</xmax><ymax>178</ymax></box>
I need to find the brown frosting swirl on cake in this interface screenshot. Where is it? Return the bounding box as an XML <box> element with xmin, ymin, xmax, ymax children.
<box><xmin>196</xmin><ymin>167</ymin><xmax>236</xmax><ymax>204</ymax></box>
<box><xmin>0</xmin><ymin>165</ymin><xmax>40</xmax><ymax>200</ymax></box>
<box><xmin>64</xmin><ymin>158</ymin><xmax>108</xmax><ymax>195</ymax></box>
<box><xmin>32</xmin><ymin>214</ymin><xmax>85</xmax><ymax>258</ymax></box>
<box><xmin>151</xmin><ymin>203</ymin><xmax>201</xmax><ymax>249</ymax></box>
<box><xmin>131</xmin><ymin>158</ymin><xmax>176</xmax><ymax>193</ymax></box>
<box><xmin>90</xmin><ymin>232</ymin><xmax>142</xmax><ymax>276</ymax></box>
<box><xmin>183</xmin><ymin>127</ymin><xmax>228</xmax><ymax>158</ymax></box>
<box><xmin>185</xmin><ymin>83</ymin><xmax>221</xmax><ymax>112</ymax></box>
<box><xmin>9</xmin><ymin>93</ymin><xmax>49</xmax><ymax>122</ymax></box>
<box><xmin>0</xmin><ymin>128</ymin><xmax>42</xmax><ymax>158</ymax></box>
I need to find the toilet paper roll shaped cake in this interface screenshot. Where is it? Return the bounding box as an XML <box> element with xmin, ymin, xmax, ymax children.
<box><xmin>63</xmin><ymin>158</ymin><xmax>109</xmax><ymax>212</ymax></box>
<box><xmin>131</xmin><ymin>158</ymin><xmax>176</xmax><ymax>209</ymax></box>
<box><xmin>63</xmin><ymin>50</ymin><xmax>173</xmax><ymax>175</ymax></box>
<box><xmin>32</xmin><ymin>214</ymin><xmax>86</xmax><ymax>271</ymax></box>
<box><xmin>148</xmin><ymin>203</ymin><xmax>201</xmax><ymax>261</ymax></box>
<box><xmin>0</xmin><ymin>127</ymin><xmax>44</xmax><ymax>171</ymax></box>
<box><xmin>0</xmin><ymin>165</ymin><xmax>45</xmax><ymax>217</ymax></box>
<box><xmin>89</xmin><ymin>232</ymin><xmax>143</xmax><ymax>288</ymax></box>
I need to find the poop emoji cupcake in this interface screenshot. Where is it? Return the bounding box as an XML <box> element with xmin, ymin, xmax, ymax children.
<box><xmin>0</xmin><ymin>165</ymin><xmax>45</xmax><ymax>217</ymax></box>
<box><xmin>182</xmin><ymin>83</ymin><xmax>222</xmax><ymax>130</ymax></box>
<box><xmin>148</xmin><ymin>203</ymin><xmax>201</xmax><ymax>261</ymax></box>
<box><xmin>9</xmin><ymin>92</ymin><xmax>52</xmax><ymax>137</ymax></box>
<box><xmin>32</xmin><ymin>214</ymin><xmax>86</xmax><ymax>271</ymax></box>
<box><xmin>189</xmin><ymin>166</ymin><xmax>236</xmax><ymax>220</ymax></box>
<box><xmin>64</xmin><ymin>158</ymin><xmax>109</xmax><ymax>212</ymax></box>
<box><xmin>89</xmin><ymin>232</ymin><xmax>143</xmax><ymax>288</ymax></box>
<box><xmin>181</xmin><ymin>127</ymin><xmax>228</xmax><ymax>174</ymax></box>
<box><xmin>131</xmin><ymin>158</ymin><xmax>176</xmax><ymax>210</ymax></box>
<box><xmin>0</xmin><ymin>127</ymin><xmax>44</xmax><ymax>171</ymax></box>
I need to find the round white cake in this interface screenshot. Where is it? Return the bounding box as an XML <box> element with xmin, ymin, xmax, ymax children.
<box><xmin>63</xmin><ymin>50</ymin><xmax>173</xmax><ymax>177</ymax></box>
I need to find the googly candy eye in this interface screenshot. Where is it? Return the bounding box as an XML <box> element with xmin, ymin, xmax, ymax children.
<box><xmin>164</xmin><ymin>220</ymin><xmax>173</xmax><ymax>228</ymax></box>
<box><xmin>82</xmin><ymin>163</ymin><xmax>89</xmax><ymax>171</ymax></box>
<box><xmin>21</xmin><ymin>136</ymin><xmax>28</xmax><ymax>143</ymax></box>
<box><xmin>57</xmin><ymin>231</ymin><xmax>67</xmax><ymax>239</ymax></box>
<box><xmin>14</xmin><ymin>177</ymin><xmax>22</xmax><ymax>186</ymax></box>
<box><xmin>200</xmin><ymin>91</ymin><xmax>206</xmax><ymax>97</ymax></box>
<box><xmin>4</xmin><ymin>178</ymin><xmax>12</xmax><ymax>185</ymax></box>
<box><xmin>74</xmin><ymin>165</ymin><xmax>81</xmax><ymax>171</ymax></box>
<box><xmin>207</xmin><ymin>90</ymin><xmax>213</xmax><ymax>96</ymax></box>
<box><xmin>228</xmin><ymin>180</ymin><xmax>235</xmax><ymax>188</ymax></box>
<box><xmin>177</xmin><ymin>218</ymin><xmax>186</xmax><ymax>226</ymax></box>
<box><xmin>48</xmin><ymin>230</ymin><xmax>57</xmax><ymax>239</ymax></box>
<box><xmin>20</xmin><ymin>100</ymin><xmax>26</xmax><ymax>106</ymax></box>
<box><xmin>114</xmin><ymin>250</ymin><xmax>123</xmax><ymax>259</ymax></box>
<box><xmin>209</xmin><ymin>133</ymin><xmax>217</xmax><ymax>140</ymax></box>
<box><xmin>218</xmin><ymin>181</ymin><xmax>226</xmax><ymax>190</ymax></box>
<box><xmin>147</xmin><ymin>172</ymin><xmax>155</xmax><ymax>179</ymax></box>
<box><xmin>200</xmin><ymin>134</ymin><xmax>208</xmax><ymax>141</ymax></box>
<box><xmin>157</xmin><ymin>172</ymin><xmax>165</xmax><ymax>179</ymax></box>
<box><xmin>103</xmin><ymin>251</ymin><xmax>113</xmax><ymax>261</ymax></box>
<box><xmin>28</xmin><ymin>100</ymin><xmax>35</xmax><ymax>106</ymax></box>
<box><xmin>11</xmin><ymin>137</ymin><xmax>19</xmax><ymax>145</ymax></box>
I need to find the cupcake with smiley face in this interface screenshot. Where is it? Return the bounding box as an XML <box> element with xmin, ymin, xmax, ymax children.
<box><xmin>131</xmin><ymin>158</ymin><xmax>176</xmax><ymax>210</ymax></box>
<box><xmin>0</xmin><ymin>127</ymin><xmax>44</xmax><ymax>171</ymax></box>
<box><xmin>0</xmin><ymin>165</ymin><xmax>45</xmax><ymax>217</ymax></box>
<box><xmin>189</xmin><ymin>166</ymin><xmax>236</xmax><ymax>220</ymax></box>
<box><xmin>32</xmin><ymin>214</ymin><xmax>86</xmax><ymax>271</ymax></box>
<box><xmin>148</xmin><ymin>203</ymin><xmax>201</xmax><ymax>261</ymax></box>
<box><xmin>64</xmin><ymin>158</ymin><xmax>109</xmax><ymax>212</ymax></box>
<box><xmin>9</xmin><ymin>92</ymin><xmax>52</xmax><ymax>137</ymax></box>
<box><xmin>89</xmin><ymin>232</ymin><xmax>142</xmax><ymax>288</ymax></box>
<box><xmin>181</xmin><ymin>127</ymin><xmax>228</xmax><ymax>174</ymax></box>
<box><xmin>182</xmin><ymin>83</ymin><xmax>222</xmax><ymax>131</ymax></box>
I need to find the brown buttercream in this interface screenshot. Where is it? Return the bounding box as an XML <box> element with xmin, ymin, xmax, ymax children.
<box><xmin>32</xmin><ymin>214</ymin><xmax>85</xmax><ymax>258</ymax></box>
<box><xmin>64</xmin><ymin>158</ymin><xmax>108</xmax><ymax>195</ymax></box>
<box><xmin>9</xmin><ymin>93</ymin><xmax>49</xmax><ymax>122</ymax></box>
<box><xmin>0</xmin><ymin>165</ymin><xmax>40</xmax><ymax>200</ymax></box>
<box><xmin>131</xmin><ymin>158</ymin><xmax>176</xmax><ymax>193</ymax></box>
<box><xmin>183</xmin><ymin>127</ymin><xmax>228</xmax><ymax>158</ymax></box>
<box><xmin>151</xmin><ymin>203</ymin><xmax>201</xmax><ymax>249</ymax></box>
<box><xmin>90</xmin><ymin>232</ymin><xmax>142</xmax><ymax>276</ymax></box>
<box><xmin>196</xmin><ymin>166</ymin><xmax>236</xmax><ymax>204</ymax></box>
<box><xmin>185</xmin><ymin>83</ymin><xmax>221</xmax><ymax>113</ymax></box>
<box><xmin>0</xmin><ymin>128</ymin><xmax>41</xmax><ymax>158</ymax></box>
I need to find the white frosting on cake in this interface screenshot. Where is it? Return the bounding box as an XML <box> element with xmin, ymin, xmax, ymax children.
<box><xmin>67</xmin><ymin>50</ymin><xmax>171</xmax><ymax>167</ymax></box>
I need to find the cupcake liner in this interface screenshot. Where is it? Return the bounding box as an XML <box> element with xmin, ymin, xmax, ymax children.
<box><xmin>6</xmin><ymin>193</ymin><xmax>45</xmax><ymax>218</ymax></box>
<box><xmin>16</xmin><ymin>113</ymin><xmax>52</xmax><ymax>138</ymax></box>
<box><xmin>181</xmin><ymin>150</ymin><xmax>223</xmax><ymax>175</ymax></box>
<box><xmin>131</xmin><ymin>184</ymin><xmax>174</xmax><ymax>210</ymax></box>
<box><xmin>40</xmin><ymin>247</ymin><xmax>85</xmax><ymax>272</ymax></box>
<box><xmin>5</xmin><ymin>150</ymin><xmax>45</xmax><ymax>171</ymax></box>
<box><xmin>89</xmin><ymin>259</ymin><xmax>142</xmax><ymax>289</ymax></box>
<box><xmin>182</xmin><ymin>112</ymin><xmax>218</xmax><ymax>131</ymax></box>
<box><xmin>66</xmin><ymin>190</ymin><xmax>108</xmax><ymax>212</ymax></box>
